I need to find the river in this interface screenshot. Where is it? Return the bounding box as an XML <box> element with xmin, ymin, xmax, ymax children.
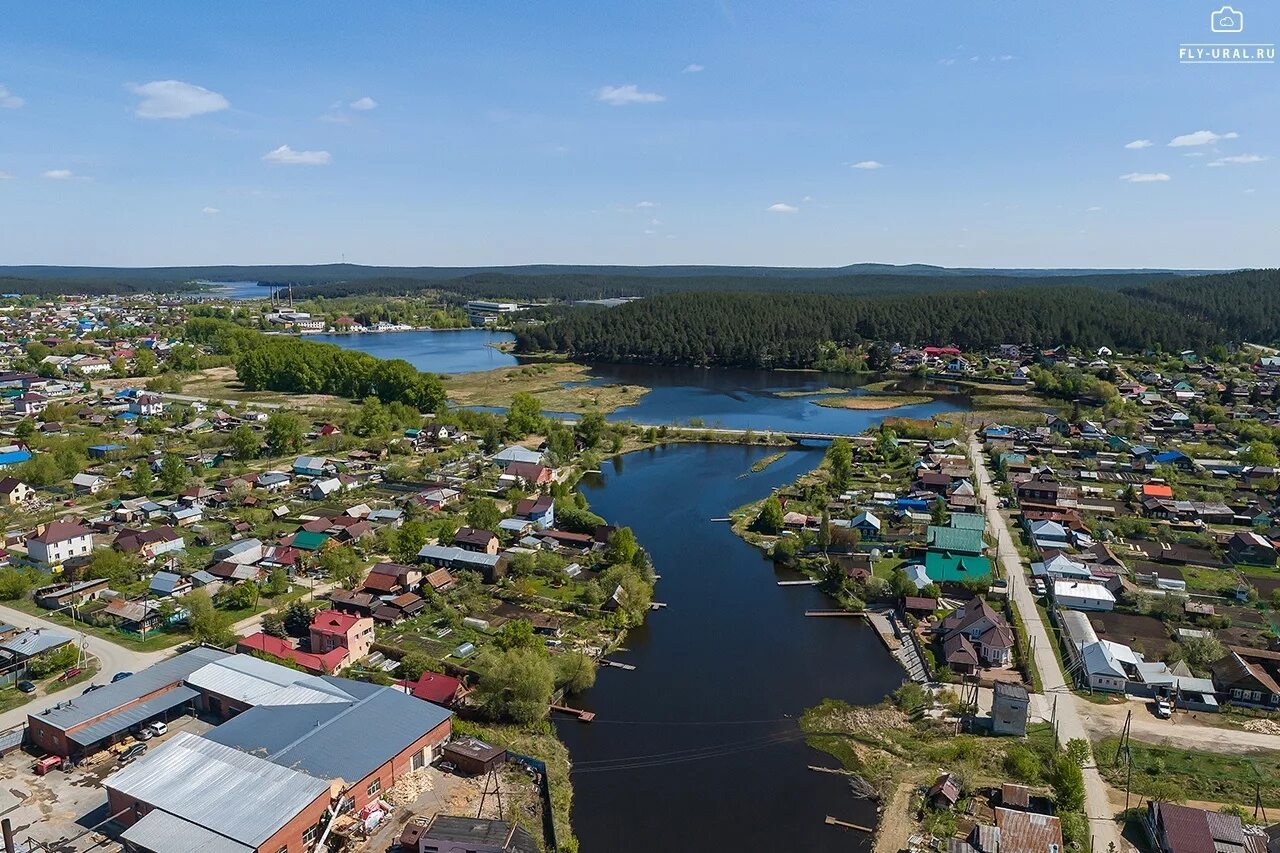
<box><xmin>564</xmin><ymin>443</ymin><xmax>910</xmax><ymax>852</ymax></box>
<box><xmin>286</xmin><ymin>327</ymin><xmax>968</xmax><ymax>849</ymax></box>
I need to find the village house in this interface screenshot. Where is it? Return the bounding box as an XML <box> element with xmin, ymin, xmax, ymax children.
<box><xmin>0</xmin><ymin>477</ymin><xmax>33</xmax><ymax>505</ymax></box>
<box><xmin>25</xmin><ymin>522</ymin><xmax>94</xmax><ymax>570</ymax></box>
<box><xmin>938</xmin><ymin>598</ymin><xmax>1015</xmax><ymax>674</ymax></box>
<box><xmin>309</xmin><ymin>609</ymin><xmax>375</xmax><ymax>668</ymax></box>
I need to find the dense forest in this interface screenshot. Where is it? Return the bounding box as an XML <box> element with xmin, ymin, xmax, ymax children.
<box><xmin>183</xmin><ymin>317</ymin><xmax>446</xmax><ymax>411</ymax></box>
<box><xmin>0</xmin><ymin>263</ymin><xmax>1185</xmax><ymax>301</ymax></box>
<box><xmin>513</xmin><ymin>270</ymin><xmax>1280</xmax><ymax>368</ymax></box>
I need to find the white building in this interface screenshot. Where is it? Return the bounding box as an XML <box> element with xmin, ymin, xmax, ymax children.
<box><xmin>26</xmin><ymin>522</ymin><xmax>94</xmax><ymax>569</ymax></box>
<box><xmin>1052</xmin><ymin>579</ymin><xmax>1116</xmax><ymax>612</ymax></box>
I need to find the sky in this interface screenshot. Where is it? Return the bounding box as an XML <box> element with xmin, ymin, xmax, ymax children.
<box><xmin>1</xmin><ymin>1</ymin><xmax>1277</xmax><ymax>269</ymax></box>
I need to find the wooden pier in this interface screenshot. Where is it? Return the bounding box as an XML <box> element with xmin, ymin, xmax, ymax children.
<box><xmin>550</xmin><ymin>704</ymin><xmax>596</xmax><ymax>723</ymax></box>
<box><xmin>778</xmin><ymin>579</ymin><xmax>819</xmax><ymax>586</ymax></box>
<box><xmin>804</xmin><ymin>609</ymin><xmax>863</xmax><ymax>617</ymax></box>
<box><xmin>824</xmin><ymin>816</ymin><xmax>873</xmax><ymax>833</ymax></box>
<box><xmin>600</xmin><ymin>659</ymin><xmax>636</xmax><ymax>670</ymax></box>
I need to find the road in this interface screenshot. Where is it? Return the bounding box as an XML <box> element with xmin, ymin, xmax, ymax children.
<box><xmin>0</xmin><ymin>604</ymin><xmax>174</xmax><ymax>732</ymax></box>
<box><xmin>1074</xmin><ymin>696</ymin><xmax>1280</xmax><ymax>754</ymax></box>
<box><xmin>968</xmin><ymin>433</ymin><xmax>1127</xmax><ymax>853</ymax></box>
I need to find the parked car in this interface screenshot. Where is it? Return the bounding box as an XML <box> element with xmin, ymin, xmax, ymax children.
<box><xmin>438</xmin><ymin>761</ymin><xmax>457</xmax><ymax>775</ymax></box>
<box><xmin>144</xmin><ymin>721</ymin><xmax>168</xmax><ymax>738</ymax></box>
<box><xmin>1154</xmin><ymin>698</ymin><xmax>1173</xmax><ymax>719</ymax></box>
<box><xmin>111</xmin><ymin>671</ymin><xmax>133</xmax><ymax>683</ymax></box>
<box><xmin>81</xmin><ymin>684</ymin><xmax>103</xmax><ymax>695</ymax></box>
<box><xmin>16</xmin><ymin>681</ymin><xmax>36</xmax><ymax>694</ymax></box>
<box><xmin>118</xmin><ymin>743</ymin><xmax>147</xmax><ymax>763</ymax></box>
<box><xmin>137</xmin><ymin>727</ymin><xmax>154</xmax><ymax>741</ymax></box>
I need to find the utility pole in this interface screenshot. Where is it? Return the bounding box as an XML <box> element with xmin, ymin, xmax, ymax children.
<box><xmin>1113</xmin><ymin>709</ymin><xmax>1132</xmax><ymax>768</ymax></box>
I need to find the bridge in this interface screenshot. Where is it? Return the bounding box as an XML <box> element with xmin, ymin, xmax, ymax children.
<box><xmin>556</xmin><ymin>419</ymin><xmax>871</xmax><ymax>442</ymax></box>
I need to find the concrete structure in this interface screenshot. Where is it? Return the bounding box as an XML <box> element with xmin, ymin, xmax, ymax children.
<box><xmin>991</xmin><ymin>682</ymin><xmax>1029</xmax><ymax>736</ymax></box>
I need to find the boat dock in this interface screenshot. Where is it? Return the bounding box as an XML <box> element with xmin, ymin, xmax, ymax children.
<box><xmin>778</xmin><ymin>579</ymin><xmax>819</xmax><ymax>586</ymax></box>
<box><xmin>550</xmin><ymin>705</ymin><xmax>596</xmax><ymax>723</ymax></box>
<box><xmin>600</xmin><ymin>659</ymin><xmax>636</xmax><ymax>670</ymax></box>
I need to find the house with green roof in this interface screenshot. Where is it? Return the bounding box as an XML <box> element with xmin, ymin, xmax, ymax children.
<box><xmin>926</xmin><ymin>524</ymin><xmax>985</xmax><ymax>555</ymax></box>
<box><xmin>289</xmin><ymin>530</ymin><xmax>331</xmax><ymax>551</ymax></box>
<box><xmin>924</xmin><ymin>551</ymin><xmax>993</xmax><ymax>583</ymax></box>
<box><xmin>949</xmin><ymin>513</ymin><xmax>985</xmax><ymax>531</ymax></box>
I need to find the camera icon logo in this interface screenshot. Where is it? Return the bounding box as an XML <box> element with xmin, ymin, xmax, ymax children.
<box><xmin>1210</xmin><ymin>5</ymin><xmax>1245</xmax><ymax>32</ymax></box>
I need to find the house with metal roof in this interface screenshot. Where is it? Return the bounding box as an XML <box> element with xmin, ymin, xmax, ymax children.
<box><xmin>107</xmin><ymin>731</ymin><xmax>333</xmax><ymax>853</ymax></box>
<box><xmin>27</xmin><ymin>646</ymin><xmax>229</xmax><ymax>758</ymax></box>
<box><xmin>402</xmin><ymin>814</ymin><xmax>538</xmax><ymax>853</ymax></box>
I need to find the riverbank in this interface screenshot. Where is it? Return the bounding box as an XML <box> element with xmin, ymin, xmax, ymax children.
<box><xmin>815</xmin><ymin>394</ymin><xmax>933</xmax><ymax>410</ymax></box>
<box><xmin>444</xmin><ymin>362</ymin><xmax>650</xmax><ymax>413</ymax></box>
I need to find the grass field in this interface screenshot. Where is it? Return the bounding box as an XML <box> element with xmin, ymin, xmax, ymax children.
<box><xmin>814</xmin><ymin>394</ymin><xmax>933</xmax><ymax>410</ymax></box>
<box><xmin>443</xmin><ymin>362</ymin><xmax>650</xmax><ymax>413</ymax></box>
<box><xmin>1096</xmin><ymin>736</ymin><xmax>1280</xmax><ymax>808</ymax></box>
<box><xmin>177</xmin><ymin>366</ymin><xmax>354</xmax><ymax>410</ymax></box>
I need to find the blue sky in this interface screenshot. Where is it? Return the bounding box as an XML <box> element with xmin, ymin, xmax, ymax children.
<box><xmin>1</xmin><ymin>1</ymin><xmax>1276</xmax><ymax>268</ymax></box>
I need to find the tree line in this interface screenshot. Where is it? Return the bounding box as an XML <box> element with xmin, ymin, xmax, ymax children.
<box><xmin>184</xmin><ymin>318</ymin><xmax>446</xmax><ymax>411</ymax></box>
<box><xmin>513</xmin><ymin>270</ymin><xmax>1280</xmax><ymax>368</ymax></box>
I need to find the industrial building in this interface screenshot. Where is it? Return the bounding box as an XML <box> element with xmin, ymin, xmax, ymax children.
<box><xmin>28</xmin><ymin>648</ymin><xmax>454</xmax><ymax>853</ymax></box>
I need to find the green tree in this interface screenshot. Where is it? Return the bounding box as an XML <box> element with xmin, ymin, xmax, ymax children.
<box><xmin>0</xmin><ymin>567</ymin><xmax>43</xmax><ymax>600</ymax></box>
<box><xmin>320</xmin><ymin>546</ymin><xmax>363</xmax><ymax>589</ymax></box>
<box><xmin>505</xmin><ymin>392</ymin><xmax>544</xmax><ymax>436</ymax></box>
<box><xmin>757</xmin><ymin>497</ymin><xmax>785</xmax><ymax>534</ymax></box>
<box><xmin>283</xmin><ymin>601</ymin><xmax>313</xmax><ymax>637</ymax></box>
<box><xmin>14</xmin><ymin>419</ymin><xmax>35</xmax><ymax>440</ymax></box>
<box><xmin>132</xmin><ymin>349</ymin><xmax>157</xmax><ymax>376</ymax></box>
<box><xmin>555</xmin><ymin>652</ymin><xmax>597</xmax><ymax>693</ymax></box>
<box><xmin>186</xmin><ymin>589</ymin><xmax>234</xmax><ymax>646</ymax></box>
<box><xmin>229</xmin><ymin>425</ymin><xmax>261</xmax><ymax>461</ymax></box>
<box><xmin>575</xmin><ymin>410</ymin><xmax>607</xmax><ymax>449</ymax></box>
<box><xmin>1241</xmin><ymin>441</ymin><xmax>1278</xmax><ymax>468</ymax></box>
<box><xmin>466</xmin><ymin>499</ymin><xmax>502</xmax><ymax>532</ymax></box>
<box><xmin>158</xmin><ymin>454</ymin><xmax>190</xmax><ymax>494</ymax></box>
<box><xmin>826</xmin><ymin>437</ymin><xmax>853</xmax><ymax>492</ymax></box>
<box><xmin>495</xmin><ymin>619</ymin><xmax>539</xmax><ymax>651</ymax></box>
<box><xmin>604</xmin><ymin>527</ymin><xmax>639</xmax><ymax>565</ymax></box>
<box><xmin>261</xmin><ymin>611</ymin><xmax>288</xmax><ymax>638</ymax></box>
<box><xmin>931</xmin><ymin>497</ymin><xmax>949</xmax><ymax>527</ymax></box>
<box><xmin>398</xmin><ymin>653</ymin><xmax>433</xmax><ymax>682</ymax></box>
<box><xmin>131</xmin><ymin>461</ymin><xmax>154</xmax><ymax>495</ymax></box>
<box><xmin>265</xmin><ymin>411</ymin><xmax>306</xmax><ymax>455</ymax></box>
<box><xmin>474</xmin><ymin>647</ymin><xmax>555</xmax><ymax>724</ymax></box>
<box><xmin>85</xmin><ymin>549</ymin><xmax>137</xmax><ymax>584</ymax></box>
<box><xmin>391</xmin><ymin>520</ymin><xmax>429</xmax><ymax>564</ymax></box>
<box><xmin>265</xmin><ymin>567</ymin><xmax>289</xmax><ymax>598</ymax></box>
<box><xmin>355</xmin><ymin>396</ymin><xmax>392</xmax><ymax>437</ymax></box>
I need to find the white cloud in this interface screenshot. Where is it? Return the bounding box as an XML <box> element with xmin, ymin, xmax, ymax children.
<box><xmin>262</xmin><ymin>145</ymin><xmax>332</xmax><ymax>166</ymax></box>
<box><xmin>635</xmin><ymin>201</ymin><xmax>658</xmax><ymax>208</ymax></box>
<box><xmin>0</xmin><ymin>171</ymin><xmax>13</xmax><ymax>180</ymax></box>
<box><xmin>681</xmin><ymin>63</ymin><xmax>704</xmax><ymax>73</ymax></box>
<box><xmin>850</xmin><ymin>160</ymin><xmax>885</xmax><ymax>170</ymax></box>
<box><xmin>127</xmin><ymin>80</ymin><xmax>229</xmax><ymax>119</ymax></box>
<box><xmin>349</xmin><ymin>96</ymin><xmax>377</xmax><ymax>111</ymax></box>
<box><xmin>595</xmin><ymin>84</ymin><xmax>665</xmax><ymax>106</ymax></box>
<box><xmin>1168</xmin><ymin>129</ymin><xmax>1238</xmax><ymax>147</ymax></box>
<box><xmin>1124</xmin><ymin>139</ymin><xmax>1153</xmax><ymax>149</ymax></box>
<box><xmin>1207</xmin><ymin>153</ymin><xmax>1267</xmax><ymax>167</ymax></box>
<box><xmin>1086</xmin><ymin>206</ymin><xmax>1103</xmax><ymax>212</ymax></box>
<box><xmin>767</xmin><ymin>202</ymin><xmax>798</xmax><ymax>213</ymax></box>
<box><xmin>43</xmin><ymin>169</ymin><xmax>90</xmax><ymax>180</ymax></box>
<box><xmin>0</xmin><ymin>85</ymin><xmax>23</xmax><ymax>109</ymax></box>
<box><xmin>202</xmin><ymin>206</ymin><xmax>220</xmax><ymax>214</ymax></box>
<box><xmin>1119</xmin><ymin>172</ymin><xmax>1171</xmax><ymax>183</ymax></box>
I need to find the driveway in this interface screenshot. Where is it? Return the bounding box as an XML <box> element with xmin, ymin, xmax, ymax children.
<box><xmin>968</xmin><ymin>434</ymin><xmax>1127</xmax><ymax>853</ymax></box>
<box><xmin>1073</xmin><ymin>695</ymin><xmax>1280</xmax><ymax>754</ymax></box>
<box><xmin>0</xmin><ymin>604</ymin><xmax>174</xmax><ymax>732</ymax></box>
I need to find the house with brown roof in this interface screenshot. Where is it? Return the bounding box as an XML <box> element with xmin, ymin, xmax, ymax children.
<box><xmin>454</xmin><ymin>527</ymin><xmax>500</xmax><ymax>554</ymax></box>
<box><xmin>25</xmin><ymin>522</ymin><xmax>93</xmax><ymax>569</ymax></box>
<box><xmin>939</xmin><ymin>598</ymin><xmax>1015</xmax><ymax>674</ymax></box>
<box><xmin>1210</xmin><ymin>646</ymin><xmax>1280</xmax><ymax>711</ymax></box>
<box><xmin>0</xmin><ymin>477</ymin><xmax>33</xmax><ymax>506</ymax></box>
<box><xmin>1147</xmin><ymin>801</ymin><xmax>1250</xmax><ymax>853</ymax></box>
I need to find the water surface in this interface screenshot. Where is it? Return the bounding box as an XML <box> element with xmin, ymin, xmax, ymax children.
<box><xmin>562</xmin><ymin>443</ymin><xmax>908</xmax><ymax>852</ymax></box>
<box><xmin>311</xmin><ymin>329</ymin><xmax>518</xmax><ymax>375</ymax></box>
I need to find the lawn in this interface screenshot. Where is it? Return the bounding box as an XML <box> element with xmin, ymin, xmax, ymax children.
<box><xmin>2</xmin><ymin>599</ymin><xmax>190</xmax><ymax>652</ymax></box>
<box><xmin>1096</xmin><ymin>736</ymin><xmax>1280</xmax><ymax>808</ymax></box>
<box><xmin>0</xmin><ymin>656</ymin><xmax>102</xmax><ymax>714</ymax></box>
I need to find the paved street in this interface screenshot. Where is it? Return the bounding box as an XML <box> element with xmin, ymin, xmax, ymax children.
<box><xmin>968</xmin><ymin>434</ymin><xmax>1127</xmax><ymax>853</ymax></box>
<box><xmin>0</xmin><ymin>604</ymin><xmax>174</xmax><ymax>732</ymax></box>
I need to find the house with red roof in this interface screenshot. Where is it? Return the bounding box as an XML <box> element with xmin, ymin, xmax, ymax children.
<box><xmin>236</xmin><ymin>632</ymin><xmax>347</xmax><ymax>674</ymax></box>
<box><xmin>399</xmin><ymin>671</ymin><xmax>463</xmax><ymax>707</ymax></box>
<box><xmin>309</xmin><ymin>609</ymin><xmax>374</xmax><ymax>666</ymax></box>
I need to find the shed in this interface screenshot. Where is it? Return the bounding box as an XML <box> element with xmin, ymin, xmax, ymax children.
<box><xmin>441</xmin><ymin>736</ymin><xmax>507</xmax><ymax>776</ymax></box>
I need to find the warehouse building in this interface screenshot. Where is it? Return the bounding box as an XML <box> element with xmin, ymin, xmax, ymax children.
<box><xmin>28</xmin><ymin>646</ymin><xmax>228</xmax><ymax>758</ymax></box>
<box><xmin>103</xmin><ymin>652</ymin><xmax>453</xmax><ymax>852</ymax></box>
